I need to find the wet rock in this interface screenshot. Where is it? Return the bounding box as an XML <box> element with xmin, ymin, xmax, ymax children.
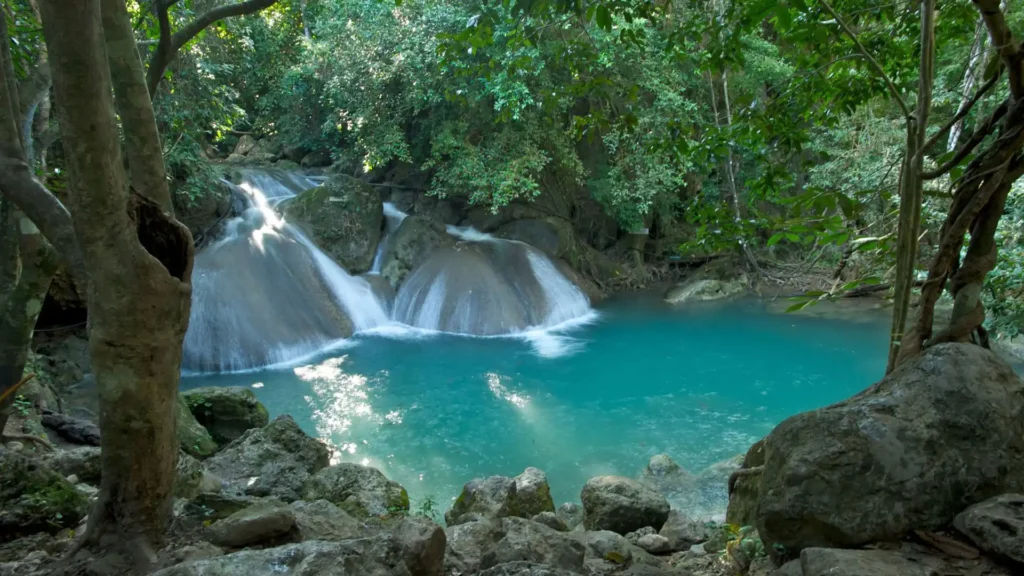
<box><xmin>444</xmin><ymin>518</ymin><xmax>505</xmax><ymax>575</ymax></box>
<box><xmin>285</xmin><ymin>174</ymin><xmax>381</xmax><ymax>273</ymax></box>
<box><xmin>173</xmin><ymin>178</ymin><xmax>233</xmax><ymax>239</ymax></box>
<box><xmin>799</xmin><ymin>548</ymin><xmax>933</xmax><ymax>576</ymax></box>
<box><xmin>514</xmin><ymin>468</ymin><xmax>555</xmax><ymax>517</ymax></box>
<box><xmin>726</xmin><ymin>439</ymin><xmax>764</xmax><ymax>528</ymax></box>
<box><xmin>0</xmin><ymin>450</ymin><xmax>88</xmax><ymax>541</ymax></box>
<box><xmin>204</xmin><ymin>415</ymin><xmax>330</xmax><ymax>502</ymax></box>
<box><xmin>177</xmin><ymin>395</ymin><xmax>218</xmax><ymax>458</ymax></box>
<box><xmin>233</xmin><ymin>135</ymin><xmax>257</xmax><ymax>156</ymax></box>
<box><xmin>412</xmin><ymin>195</ymin><xmax>464</xmax><ymax>226</ymax></box>
<box><xmin>664</xmin><ymin>279</ymin><xmax>746</xmax><ymax>304</ymax></box>
<box><xmin>391</xmin><ymin>515</ymin><xmax>446</xmax><ymax>576</ymax></box>
<box><xmin>495</xmin><ymin>218</ymin><xmax>573</xmax><ymax>259</ymax></box>
<box><xmin>361</xmin><ymin>273</ymin><xmax>396</xmax><ymax>313</ymax></box>
<box><xmin>658</xmin><ymin>510</ymin><xmax>709</xmax><ymax>552</ymax></box>
<box><xmin>380</xmin><ymin>214</ymin><xmax>454</xmax><ymax>288</ymax></box>
<box><xmin>446</xmin><ymin>475</ymin><xmax>518</xmax><ymax>526</ymax></box>
<box><xmin>481</xmin><ymin>517</ymin><xmax>585</xmax><ymax>573</ymax></box>
<box><xmin>42</xmin><ymin>446</ymin><xmax>101</xmax><ymax>485</ymax></box>
<box><xmin>635</xmin><ymin>534</ymin><xmax>671</xmax><ymax>555</ymax></box>
<box><xmin>289</xmin><ymin>500</ymin><xmax>367</xmax><ymax>542</ymax></box>
<box><xmin>205</xmin><ymin>501</ymin><xmax>296</xmax><ymax>548</ymax></box>
<box><xmin>477</xmin><ymin>562</ymin><xmax>579</xmax><ymax>576</ymax></box>
<box><xmin>954</xmin><ymin>493</ymin><xmax>1024</xmax><ymax>565</ymax></box>
<box><xmin>302</xmin><ymin>462</ymin><xmax>409</xmax><ymax>518</ymax></box>
<box><xmin>181</xmin><ymin>386</ymin><xmax>269</xmax><ymax>446</ymax></box>
<box><xmin>582</xmin><ymin>476</ymin><xmax>671</xmax><ymax>534</ymax></box>
<box><xmin>756</xmin><ymin>344</ymin><xmax>1024</xmax><ymax>555</ymax></box>
<box><xmin>151</xmin><ymin>535</ymin><xmax>412</xmax><ymax>576</ymax></box>
<box><xmin>531</xmin><ymin>512</ymin><xmax>568</xmax><ymax>532</ymax></box>
<box><xmin>556</xmin><ymin>503</ymin><xmax>584</xmax><ymax>531</ymax></box>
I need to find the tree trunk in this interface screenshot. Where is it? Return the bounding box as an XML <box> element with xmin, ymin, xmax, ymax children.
<box><xmin>38</xmin><ymin>0</ymin><xmax>194</xmax><ymax>565</ymax></box>
<box><xmin>101</xmin><ymin>0</ymin><xmax>173</xmax><ymax>213</ymax></box>
<box><xmin>948</xmin><ymin>18</ymin><xmax>985</xmax><ymax>152</ymax></box>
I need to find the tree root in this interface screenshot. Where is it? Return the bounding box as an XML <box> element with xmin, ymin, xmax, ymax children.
<box><xmin>2</xmin><ymin>432</ymin><xmax>55</xmax><ymax>451</ymax></box>
<box><xmin>728</xmin><ymin>465</ymin><xmax>764</xmax><ymax>495</ymax></box>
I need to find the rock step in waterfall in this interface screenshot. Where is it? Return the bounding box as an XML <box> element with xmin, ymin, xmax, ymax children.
<box><xmin>183</xmin><ymin>169</ymin><xmax>595</xmax><ymax>373</ymax></box>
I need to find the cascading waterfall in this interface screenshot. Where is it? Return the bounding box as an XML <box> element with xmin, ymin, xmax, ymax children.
<box><xmin>182</xmin><ymin>169</ymin><xmax>388</xmax><ymax>372</ymax></box>
<box><xmin>184</xmin><ymin>173</ymin><xmax>595</xmax><ymax>373</ymax></box>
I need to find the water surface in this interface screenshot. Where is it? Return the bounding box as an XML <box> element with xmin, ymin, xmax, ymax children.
<box><xmin>182</xmin><ymin>296</ymin><xmax>890</xmax><ymax>517</ymax></box>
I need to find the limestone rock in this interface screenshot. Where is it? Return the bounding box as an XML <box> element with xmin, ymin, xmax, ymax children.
<box><xmin>412</xmin><ymin>195</ymin><xmax>464</xmax><ymax>226</ymax></box>
<box><xmin>756</xmin><ymin>344</ymin><xmax>1024</xmax><ymax>554</ymax></box>
<box><xmin>175</xmin><ymin>452</ymin><xmax>209</xmax><ymax>500</ymax></box>
<box><xmin>285</xmin><ymin>174</ymin><xmax>381</xmax><ymax>273</ymax></box>
<box><xmin>658</xmin><ymin>510</ymin><xmax>709</xmax><ymax>552</ymax></box>
<box><xmin>181</xmin><ymin>386</ymin><xmax>269</xmax><ymax>446</ymax></box>
<box><xmin>302</xmin><ymin>462</ymin><xmax>409</xmax><ymax>518</ymax></box>
<box><xmin>444</xmin><ymin>518</ymin><xmax>505</xmax><ymax>575</ymax></box>
<box><xmin>390</xmin><ymin>515</ymin><xmax>446</xmax><ymax>576</ymax></box>
<box><xmin>233</xmin><ymin>135</ymin><xmax>257</xmax><ymax>156</ymax></box>
<box><xmin>635</xmin><ymin>534</ymin><xmax>671</xmax><ymax>555</ymax></box>
<box><xmin>446</xmin><ymin>475</ymin><xmax>518</xmax><ymax>526</ymax></box>
<box><xmin>42</xmin><ymin>446</ymin><xmax>101</xmax><ymax>485</ymax></box>
<box><xmin>380</xmin><ymin>214</ymin><xmax>454</xmax><ymax>288</ymax></box>
<box><xmin>514</xmin><ymin>467</ymin><xmax>555</xmax><ymax>517</ymax></box>
<box><xmin>173</xmin><ymin>178</ymin><xmax>233</xmax><ymax>239</ymax></box>
<box><xmin>581</xmin><ymin>476</ymin><xmax>670</xmax><ymax>534</ymax></box>
<box><xmin>531</xmin><ymin>512</ymin><xmax>568</xmax><ymax>532</ymax></box>
<box><xmin>177</xmin><ymin>395</ymin><xmax>218</xmax><ymax>458</ymax></box>
<box><xmin>204</xmin><ymin>415</ymin><xmax>330</xmax><ymax>502</ymax></box>
<box><xmin>954</xmin><ymin>493</ymin><xmax>1024</xmax><ymax>565</ymax></box>
<box><xmin>480</xmin><ymin>517</ymin><xmax>585</xmax><ymax>573</ymax></box>
<box><xmin>572</xmin><ymin>530</ymin><xmax>655</xmax><ymax>570</ymax></box>
<box><xmin>625</xmin><ymin>526</ymin><xmax>656</xmax><ymax>545</ymax></box>
<box><xmin>664</xmin><ymin>260</ymin><xmax>746</xmax><ymax>304</ymax></box>
<box><xmin>151</xmin><ymin>536</ymin><xmax>412</xmax><ymax>576</ymax></box>
<box><xmin>477</xmin><ymin>562</ymin><xmax>579</xmax><ymax>576</ymax></box>
<box><xmin>556</xmin><ymin>503</ymin><xmax>584</xmax><ymax>531</ymax></box>
<box><xmin>726</xmin><ymin>439</ymin><xmax>764</xmax><ymax>528</ymax></box>
<box><xmin>0</xmin><ymin>450</ymin><xmax>88</xmax><ymax>541</ymax></box>
<box><xmin>495</xmin><ymin>218</ymin><xmax>573</xmax><ymax>259</ymax></box>
<box><xmin>300</xmin><ymin>149</ymin><xmax>332</xmax><ymax>168</ymax></box>
<box><xmin>799</xmin><ymin>548</ymin><xmax>933</xmax><ymax>576</ymax></box>
<box><xmin>290</xmin><ymin>500</ymin><xmax>368</xmax><ymax>542</ymax></box>
<box><xmin>205</xmin><ymin>501</ymin><xmax>296</xmax><ymax>548</ymax></box>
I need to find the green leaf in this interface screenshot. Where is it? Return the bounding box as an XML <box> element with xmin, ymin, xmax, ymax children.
<box><xmin>785</xmin><ymin>299</ymin><xmax>817</xmax><ymax>313</ymax></box>
<box><xmin>595</xmin><ymin>5</ymin><xmax>611</xmax><ymax>31</ymax></box>
<box><xmin>767</xmin><ymin>232</ymin><xmax>785</xmax><ymax>246</ymax></box>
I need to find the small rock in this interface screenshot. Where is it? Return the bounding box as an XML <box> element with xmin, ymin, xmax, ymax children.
<box><xmin>301</xmin><ymin>462</ymin><xmax>409</xmax><ymax>518</ymax></box>
<box><xmin>581</xmin><ymin>476</ymin><xmax>670</xmax><ymax>535</ymax></box>
<box><xmin>74</xmin><ymin>483</ymin><xmax>98</xmax><ymax>497</ymax></box>
<box><xmin>65</xmin><ymin>474</ymin><xmax>79</xmax><ymax>485</ymax></box>
<box><xmin>514</xmin><ymin>468</ymin><xmax>555</xmax><ymax>517</ymax></box>
<box><xmin>659</xmin><ymin>510</ymin><xmax>709</xmax><ymax>551</ymax></box>
<box><xmin>687</xmin><ymin>544</ymin><xmax>707</xmax><ymax>557</ymax></box>
<box><xmin>556</xmin><ymin>502</ymin><xmax>584</xmax><ymax>530</ymax></box>
<box><xmin>645</xmin><ymin>454</ymin><xmax>682</xmax><ymax>477</ymax></box>
<box><xmin>776</xmin><ymin>559</ymin><xmax>803</xmax><ymax>576</ymax></box>
<box><xmin>446</xmin><ymin>476</ymin><xmax>518</xmax><ymax>526</ymax></box>
<box><xmin>635</xmin><ymin>534</ymin><xmax>671</xmax><ymax>555</ymax></box>
<box><xmin>181</xmin><ymin>387</ymin><xmax>270</xmax><ymax>445</ymax></box>
<box><xmin>531</xmin><ymin>512</ymin><xmax>568</xmax><ymax>532</ymax></box>
<box><xmin>954</xmin><ymin>493</ymin><xmax>1024</xmax><ymax>565</ymax></box>
<box><xmin>204</xmin><ymin>501</ymin><xmax>296</xmax><ymax>548</ymax></box>
<box><xmin>5</xmin><ymin>442</ymin><xmax>23</xmax><ymax>452</ymax></box>
<box><xmin>625</xmin><ymin>526</ymin><xmax>656</xmax><ymax>544</ymax></box>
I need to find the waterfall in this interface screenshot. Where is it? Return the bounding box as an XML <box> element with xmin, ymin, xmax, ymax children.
<box><xmin>182</xmin><ymin>169</ymin><xmax>388</xmax><ymax>373</ymax></box>
<box><xmin>185</xmin><ymin>170</ymin><xmax>595</xmax><ymax>373</ymax></box>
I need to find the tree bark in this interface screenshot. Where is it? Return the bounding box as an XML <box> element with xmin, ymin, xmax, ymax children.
<box><xmin>101</xmin><ymin>0</ymin><xmax>174</xmax><ymax>214</ymax></box>
<box><xmin>38</xmin><ymin>0</ymin><xmax>194</xmax><ymax>565</ymax></box>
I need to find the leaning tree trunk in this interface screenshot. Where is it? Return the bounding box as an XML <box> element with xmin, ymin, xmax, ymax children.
<box><xmin>38</xmin><ymin>0</ymin><xmax>194</xmax><ymax>565</ymax></box>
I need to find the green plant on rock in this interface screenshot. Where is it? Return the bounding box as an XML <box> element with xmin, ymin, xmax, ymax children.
<box><xmin>415</xmin><ymin>495</ymin><xmax>440</xmax><ymax>522</ymax></box>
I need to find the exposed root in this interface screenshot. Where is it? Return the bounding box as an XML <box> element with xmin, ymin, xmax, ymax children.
<box><xmin>728</xmin><ymin>465</ymin><xmax>764</xmax><ymax>495</ymax></box>
<box><xmin>2</xmin><ymin>432</ymin><xmax>54</xmax><ymax>451</ymax></box>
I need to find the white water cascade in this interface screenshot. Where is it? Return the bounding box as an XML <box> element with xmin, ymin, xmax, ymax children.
<box><xmin>184</xmin><ymin>170</ymin><xmax>595</xmax><ymax>372</ymax></box>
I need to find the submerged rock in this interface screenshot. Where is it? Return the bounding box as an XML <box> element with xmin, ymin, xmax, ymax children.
<box><xmin>756</xmin><ymin>343</ymin><xmax>1024</xmax><ymax>554</ymax></box>
<box><xmin>446</xmin><ymin>475</ymin><xmax>518</xmax><ymax>526</ymax></box>
<box><xmin>182</xmin><ymin>386</ymin><xmax>269</xmax><ymax>446</ymax></box>
<box><xmin>302</xmin><ymin>462</ymin><xmax>409</xmax><ymax>518</ymax></box>
<box><xmin>514</xmin><ymin>468</ymin><xmax>555</xmax><ymax>518</ymax></box>
<box><xmin>380</xmin><ymin>214</ymin><xmax>454</xmax><ymax>288</ymax></box>
<box><xmin>205</xmin><ymin>500</ymin><xmax>296</xmax><ymax>548</ymax></box>
<box><xmin>204</xmin><ymin>415</ymin><xmax>330</xmax><ymax>501</ymax></box>
<box><xmin>285</xmin><ymin>174</ymin><xmax>382</xmax><ymax>273</ymax></box>
<box><xmin>954</xmin><ymin>493</ymin><xmax>1024</xmax><ymax>565</ymax></box>
<box><xmin>0</xmin><ymin>450</ymin><xmax>88</xmax><ymax>541</ymax></box>
<box><xmin>581</xmin><ymin>476</ymin><xmax>670</xmax><ymax>535</ymax></box>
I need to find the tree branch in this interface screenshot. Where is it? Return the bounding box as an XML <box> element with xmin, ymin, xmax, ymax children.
<box><xmin>145</xmin><ymin>0</ymin><xmax>174</xmax><ymax>96</ymax></box>
<box><xmin>973</xmin><ymin>0</ymin><xmax>1024</xmax><ymax>98</ymax></box>
<box><xmin>919</xmin><ymin>68</ymin><xmax>1000</xmax><ymax>158</ymax></box>
<box><xmin>819</xmin><ymin>0</ymin><xmax>911</xmax><ymax>117</ymax></box>
<box><xmin>921</xmin><ymin>99</ymin><xmax>1007</xmax><ymax>180</ymax></box>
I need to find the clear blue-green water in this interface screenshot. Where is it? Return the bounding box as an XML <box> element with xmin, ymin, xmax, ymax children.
<box><xmin>181</xmin><ymin>296</ymin><xmax>890</xmax><ymax>517</ymax></box>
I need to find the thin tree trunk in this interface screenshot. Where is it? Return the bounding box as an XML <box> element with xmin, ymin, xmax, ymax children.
<box><xmin>38</xmin><ymin>0</ymin><xmax>194</xmax><ymax>565</ymax></box>
<box><xmin>949</xmin><ymin>19</ymin><xmax>985</xmax><ymax>152</ymax></box>
<box><xmin>885</xmin><ymin>0</ymin><xmax>935</xmax><ymax>373</ymax></box>
<box><xmin>101</xmin><ymin>0</ymin><xmax>173</xmax><ymax>214</ymax></box>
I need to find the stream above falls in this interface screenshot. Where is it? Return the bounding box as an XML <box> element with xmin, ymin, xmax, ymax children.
<box><xmin>181</xmin><ymin>295</ymin><xmax>890</xmax><ymax>519</ymax></box>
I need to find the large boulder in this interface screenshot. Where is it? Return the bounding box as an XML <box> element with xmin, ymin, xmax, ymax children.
<box><xmin>756</xmin><ymin>344</ymin><xmax>1024</xmax><ymax>555</ymax></box>
<box><xmin>302</xmin><ymin>462</ymin><xmax>409</xmax><ymax>518</ymax></box>
<box><xmin>581</xmin><ymin>476</ymin><xmax>670</xmax><ymax>535</ymax></box>
<box><xmin>514</xmin><ymin>468</ymin><xmax>555</xmax><ymax>518</ymax></box>
<box><xmin>151</xmin><ymin>536</ymin><xmax>413</xmax><ymax>576</ymax></box>
<box><xmin>172</xmin><ymin>179</ymin><xmax>234</xmax><ymax>240</ymax></box>
<box><xmin>446</xmin><ymin>475</ymin><xmax>518</xmax><ymax>526</ymax></box>
<box><xmin>289</xmin><ymin>500</ymin><xmax>368</xmax><ymax>542</ymax></box>
<box><xmin>205</xmin><ymin>501</ymin><xmax>296</xmax><ymax>548</ymax></box>
<box><xmin>726</xmin><ymin>439</ymin><xmax>765</xmax><ymax>528</ymax></box>
<box><xmin>480</xmin><ymin>517</ymin><xmax>586</xmax><ymax>573</ymax></box>
<box><xmin>444</xmin><ymin>518</ymin><xmax>505</xmax><ymax>575</ymax></box>
<box><xmin>233</xmin><ymin>135</ymin><xmax>257</xmax><ymax>156</ymax></box>
<box><xmin>300</xmin><ymin>149</ymin><xmax>332</xmax><ymax>168</ymax></box>
<box><xmin>181</xmin><ymin>387</ymin><xmax>269</xmax><ymax>446</ymax></box>
<box><xmin>380</xmin><ymin>214</ymin><xmax>454</xmax><ymax>288</ymax></box>
<box><xmin>177</xmin><ymin>395</ymin><xmax>218</xmax><ymax>458</ymax></box>
<box><xmin>0</xmin><ymin>450</ymin><xmax>88</xmax><ymax>541</ymax></box>
<box><xmin>658</xmin><ymin>510</ymin><xmax>709</xmax><ymax>552</ymax></box>
<box><xmin>664</xmin><ymin>259</ymin><xmax>747</xmax><ymax>304</ymax></box>
<box><xmin>285</xmin><ymin>174</ymin><xmax>382</xmax><ymax>273</ymax></box>
<box><xmin>954</xmin><ymin>493</ymin><xmax>1024</xmax><ymax>566</ymax></box>
<box><xmin>495</xmin><ymin>219</ymin><xmax>573</xmax><ymax>260</ymax></box>
<box><xmin>390</xmin><ymin>515</ymin><xmax>446</xmax><ymax>576</ymax></box>
<box><xmin>204</xmin><ymin>415</ymin><xmax>330</xmax><ymax>501</ymax></box>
